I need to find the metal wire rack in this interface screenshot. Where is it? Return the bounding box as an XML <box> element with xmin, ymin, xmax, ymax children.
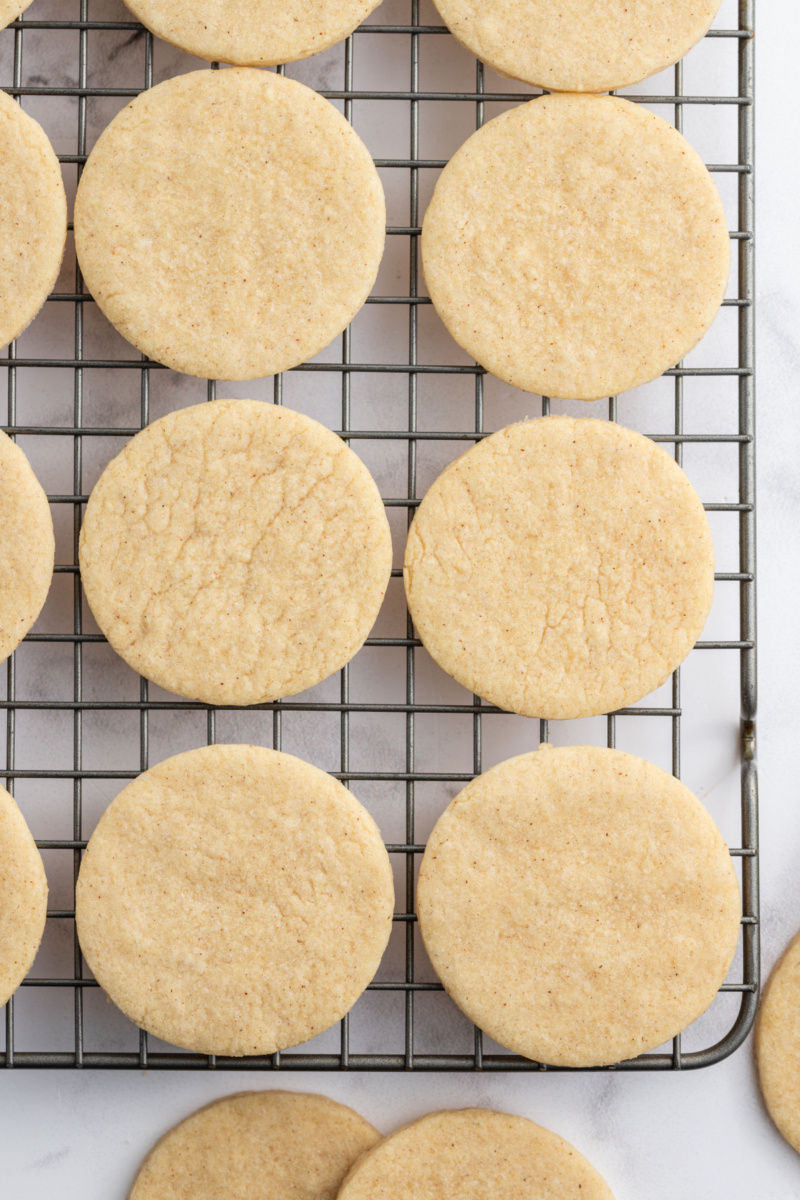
<box><xmin>0</xmin><ymin>0</ymin><xmax>756</xmax><ymax>1070</ymax></box>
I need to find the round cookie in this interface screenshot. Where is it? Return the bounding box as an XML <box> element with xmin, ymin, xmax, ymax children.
<box><xmin>75</xmin><ymin>744</ymin><xmax>394</xmax><ymax>1056</ymax></box>
<box><xmin>74</xmin><ymin>68</ymin><xmax>385</xmax><ymax>380</ymax></box>
<box><xmin>129</xmin><ymin>1091</ymin><xmax>381</xmax><ymax>1200</ymax></box>
<box><xmin>756</xmin><ymin>929</ymin><xmax>800</xmax><ymax>1154</ymax></box>
<box><xmin>79</xmin><ymin>399</ymin><xmax>392</xmax><ymax>706</ymax></box>
<box><xmin>432</xmin><ymin>0</ymin><xmax>721</xmax><ymax>94</ymax></box>
<box><xmin>123</xmin><ymin>0</ymin><xmax>382</xmax><ymax>67</ymax></box>
<box><xmin>422</xmin><ymin>93</ymin><xmax>730</xmax><ymax>401</ymax></box>
<box><xmin>0</xmin><ymin>785</ymin><xmax>48</xmax><ymax>1008</ymax></box>
<box><xmin>0</xmin><ymin>88</ymin><xmax>67</xmax><ymax>349</ymax></box>
<box><xmin>0</xmin><ymin>430</ymin><xmax>54</xmax><ymax>664</ymax></box>
<box><xmin>404</xmin><ymin>416</ymin><xmax>714</xmax><ymax>720</ymax></box>
<box><xmin>417</xmin><ymin>744</ymin><xmax>741</xmax><ymax>1068</ymax></box>
<box><xmin>338</xmin><ymin>1108</ymin><xmax>616</xmax><ymax>1200</ymax></box>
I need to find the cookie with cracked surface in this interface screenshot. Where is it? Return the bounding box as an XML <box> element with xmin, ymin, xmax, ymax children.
<box><xmin>417</xmin><ymin>744</ymin><xmax>741</xmax><ymax>1068</ymax></box>
<box><xmin>129</xmin><ymin>1090</ymin><xmax>381</xmax><ymax>1200</ymax></box>
<box><xmin>76</xmin><ymin>744</ymin><xmax>394</xmax><ymax>1056</ymax></box>
<box><xmin>432</xmin><ymin>0</ymin><xmax>721</xmax><ymax>94</ymax></box>
<box><xmin>404</xmin><ymin>415</ymin><xmax>714</xmax><ymax>720</ymax></box>
<box><xmin>756</xmin><ymin>929</ymin><xmax>800</xmax><ymax>1155</ymax></box>
<box><xmin>422</xmin><ymin>93</ymin><xmax>729</xmax><ymax>401</ymax></box>
<box><xmin>123</xmin><ymin>0</ymin><xmax>382</xmax><ymax>67</ymax></box>
<box><xmin>0</xmin><ymin>784</ymin><xmax>48</xmax><ymax>1008</ymax></box>
<box><xmin>338</xmin><ymin>1107</ymin><xmax>616</xmax><ymax>1200</ymax></box>
<box><xmin>74</xmin><ymin>68</ymin><xmax>385</xmax><ymax>380</ymax></box>
<box><xmin>0</xmin><ymin>87</ymin><xmax>67</xmax><ymax>349</ymax></box>
<box><xmin>0</xmin><ymin>429</ymin><xmax>54</xmax><ymax>664</ymax></box>
<box><xmin>79</xmin><ymin>399</ymin><xmax>392</xmax><ymax>706</ymax></box>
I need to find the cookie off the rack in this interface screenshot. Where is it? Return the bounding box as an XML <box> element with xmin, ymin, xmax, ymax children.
<box><xmin>422</xmin><ymin>92</ymin><xmax>729</xmax><ymax>402</ymax></box>
<box><xmin>404</xmin><ymin>416</ymin><xmax>714</xmax><ymax>720</ymax></box>
<box><xmin>123</xmin><ymin>0</ymin><xmax>382</xmax><ymax>66</ymax></box>
<box><xmin>417</xmin><ymin>744</ymin><xmax>741</xmax><ymax>1068</ymax></box>
<box><xmin>338</xmin><ymin>1108</ymin><xmax>616</xmax><ymax>1200</ymax></box>
<box><xmin>73</xmin><ymin>68</ymin><xmax>385</xmax><ymax>380</ymax></box>
<box><xmin>756</xmin><ymin>928</ymin><xmax>800</xmax><ymax>1155</ymax></box>
<box><xmin>0</xmin><ymin>785</ymin><xmax>48</xmax><ymax>1010</ymax></box>
<box><xmin>129</xmin><ymin>1091</ymin><xmax>380</xmax><ymax>1200</ymax></box>
<box><xmin>75</xmin><ymin>744</ymin><xmax>394</xmax><ymax>1057</ymax></box>
<box><xmin>432</xmin><ymin>0</ymin><xmax>721</xmax><ymax>93</ymax></box>
<box><xmin>0</xmin><ymin>88</ymin><xmax>66</xmax><ymax>350</ymax></box>
<box><xmin>79</xmin><ymin>399</ymin><xmax>392</xmax><ymax>707</ymax></box>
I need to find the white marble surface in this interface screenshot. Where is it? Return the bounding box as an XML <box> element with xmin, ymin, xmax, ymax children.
<box><xmin>2</xmin><ymin>0</ymin><xmax>799</xmax><ymax>1196</ymax></box>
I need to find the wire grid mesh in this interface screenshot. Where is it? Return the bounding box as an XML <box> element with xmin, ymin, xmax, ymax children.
<box><xmin>0</xmin><ymin>0</ymin><xmax>756</xmax><ymax>1070</ymax></box>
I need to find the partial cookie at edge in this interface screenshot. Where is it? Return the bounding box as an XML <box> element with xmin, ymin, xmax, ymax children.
<box><xmin>0</xmin><ymin>88</ymin><xmax>67</xmax><ymax>348</ymax></box>
<box><xmin>338</xmin><ymin>1108</ymin><xmax>616</xmax><ymax>1200</ymax></box>
<box><xmin>756</xmin><ymin>929</ymin><xmax>800</xmax><ymax>1155</ymax></box>
<box><xmin>123</xmin><ymin>0</ymin><xmax>382</xmax><ymax>67</ymax></box>
<box><xmin>432</xmin><ymin>0</ymin><xmax>721</xmax><ymax>93</ymax></box>
<box><xmin>0</xmin><ymin>785</ymin><xmax>48</xmax><ymax>1008</ymax></box>
<box><xmin>129</xmin><ymin>1090</ymin><xmax>381</xmax><ymax>1200</ymax></box>
<box><xmin>0</xmin><ymin>429</ymin><xmax>55</xmax><ymax>664</ymax></box>
<box><xmin>0</xmin><ymin>1</ymin><xmax>34</xmax><ymax>31</ymax></box>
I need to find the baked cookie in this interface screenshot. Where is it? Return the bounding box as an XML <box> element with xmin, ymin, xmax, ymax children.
<box><xmin>0</xmin><ymin>2</ymin><xmax>34</xmax><ymax>32</ymax></box>
<box><xmin>0</xmin><ymin>784</ymin><xmax>48</xmax><ymax>1008</ymax></box>
<box><xmin>75</xmin><ymin>744</ymin><xmax>394</xmax><ymax>1056</ymax></box>
<box><xmin>432</xmin><ymin>0</ymin><xmax>721</xmax><ymax>93</ymax></box>
<box><xmin>417</xmin><ymin>744</ymin><xmax>741</xmax><ymax>1068</ymax></box>
<box><xmin>756</xmin><ymin>929</ymin><xmax>800</xmax><ymax>1154</ymax></box>
<box><xmin>74</xmin><ymin>68</ymin><xmax>385</xmax><ymax>380</ymax></box>
<box><xmin>79</xmin><ymin>399</ymin><xmax>392</xmax><ymax>706</ymax></box>
<box><xmin>422</xmin><ymin>93</ymin><xmax>729</xmax><ymax>401</ymax></box>
<box><xmin>0</xmin><ymin>88</ymin><xmax>67</xmax><ymax>349</ymax></box>
<box><xmin>0</xmin><ymin>430</ymin><xmax>54</xmax><ymax>664</ymax></box>
<box><xmin>123</xmin><ymin>0</ymin><xmax>382</xmax><ymax>67</ymax></box>
<box><xmin>404</xmin><ymin>416</ymin><xmax>713</xmax><ymax>720</ymax></box>
<box><xmin>338</xmin><ymin>1108</ymin><xmax>615</xmax><ymax>1200</ymax></box>
<box><xmin>129</xmin><ymin>1091</ymin><xmax>381</xmax><ymax>1200</ymax></box>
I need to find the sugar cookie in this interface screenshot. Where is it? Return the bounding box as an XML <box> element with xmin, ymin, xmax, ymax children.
<box><xmin>417</xmin><ymin>744</ymin><xmax>741</xmax><ymax>1067</ymax></box>
<box><xmin>0</xmin><ymin>430</ymin><xmax>54</xmax><ymax>664</ymax></box>
<box><xmin>0</xmin><ymin>2</ymin><xmax>34</xmax><ymax>33</ymax></box>
<box><xmin>422</xmin><ymin>93</ymin><xmax>729</xmax><ymax>401</ymax></box>
<box><xmin>74</xmin><ymin>68</ymin><xmax>385</xmax><ymax>380</ymax></box>
<box><xmin>0</xmin><ymin>88</ymin><xmax>66</xmax><ymax>349</ymax></box>
<box><xmin>339</xmin><ymin>1108</ymin><xmax>616</xmax><ymax>1200</ymax></box>
<box><xmin>405</xmin><ymin>416</ymin><xmax>713</xmax><ymax>720</ymax></box>
<box><xmin>123</xmin><ymin>0</ymin><xmax>381</xmax><ymax>67</ymax></box>
<box><xmin>756</xmin><ymin>929</ymin><xmax>800</xmax><ymax>1154</ymax></box>
<box><xmin>0</xmin><ymin>785</ymin><xmax>47</xmax><ymax>1008</ymax></box>
<box><xmin>129</xmin><ymin>1091</ymin><xmax>381</xmax><ymax>1200</ymax></box>
<box><xmin>79</xmin><ymin>400</ymin><xmax>392</xmax><ymax>706</ymax></box>
<box><xmin>76</xmin><ymin>744</ymin><xmax>395</xmax><ymax>1056</ymax></box>
<box><xmin>432</xmin><ymin>0</ymin><xmax>721</xmax><ymax>93</ymax></box>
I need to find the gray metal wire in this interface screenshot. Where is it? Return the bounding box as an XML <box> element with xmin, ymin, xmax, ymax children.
<box><xmin>0</xmin><ymin>0</ymin><xmax>756</xmax><ymax>1071</ymax></box>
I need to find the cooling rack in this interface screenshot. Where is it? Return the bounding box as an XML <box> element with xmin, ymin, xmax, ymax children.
<box><xmin>0</xmin><ymin>0</ymin><xmax>756</xmax><ymax>1070</ymax></box>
